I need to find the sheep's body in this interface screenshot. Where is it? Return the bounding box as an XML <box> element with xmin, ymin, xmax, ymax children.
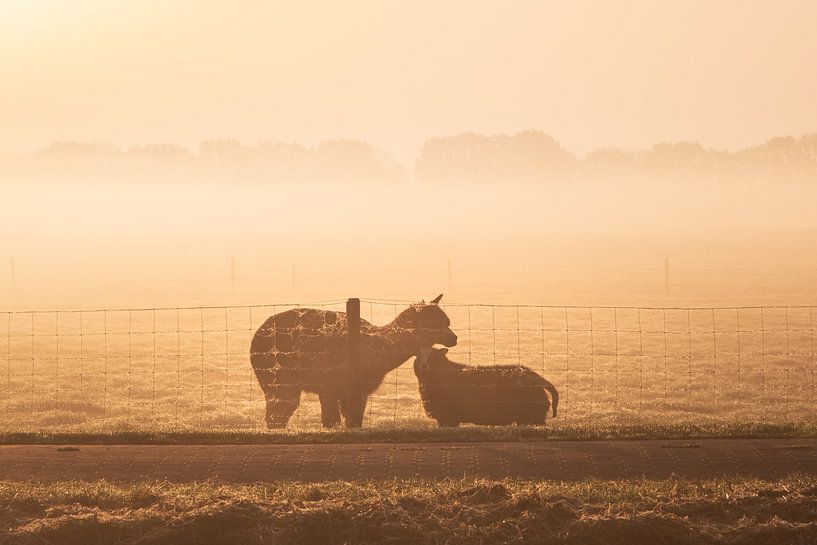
<box><xmin>250</xmin><ymin>299</ymin><xmax>456</xmax><ymax>428</ymax></box>
<box><xmin>414</xmin><ymin>348</ymin><xmax>558</xmax><ymax>427</ymax></box>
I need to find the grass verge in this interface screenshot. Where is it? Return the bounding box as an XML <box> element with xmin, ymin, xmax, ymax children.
<box><xmin>2</xmin><ymin>421</ymin><xmax>817</xmax><ymax>445</ymax></box>
<box><xmin>3</xmin><ymin>476</ymin><xmax>817</xmax><ymax>544</ymax></box>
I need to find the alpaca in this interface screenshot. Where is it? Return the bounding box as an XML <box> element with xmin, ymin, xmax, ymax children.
<box><xmin>250</xmin><ymin>295</ymin><xmax>457</xmax><ymax>428</ymax></box>
<box><xmin>413</xmin><ymin>347</ymin><xmax>558</xmax><ymax>427</ymax></box>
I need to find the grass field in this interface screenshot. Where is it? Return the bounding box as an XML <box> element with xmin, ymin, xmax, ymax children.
<box><xmin>2</xmin><ymin>302</ymin><xmax>815</xmax><ymax>432</ymax></box>
<box><xmin>4</xmin><ymin>477</ymin><xmax>817</xmax><ymax>544</ymax></box>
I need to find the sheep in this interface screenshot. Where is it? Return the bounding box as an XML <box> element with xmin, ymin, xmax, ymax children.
<box><xmin>413</xmin><ymin>347</ymin><xmax>558</xmax><ymax>427</ymax></box>
<box><xmin>250</xmin><ymin>295</ymin><xmax>457</xmax><ymax>428</ymax></box>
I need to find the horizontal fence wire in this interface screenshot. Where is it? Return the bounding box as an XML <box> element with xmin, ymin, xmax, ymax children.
<box><xmin>0</xmin><ymin>301</ymin><xmax>815</xmax><ymax>431</ymax></box>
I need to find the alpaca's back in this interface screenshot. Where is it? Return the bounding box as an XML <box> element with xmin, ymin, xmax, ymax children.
<box><xmin>250</xmin><ymin>308</ymin><xmax>353</xmax><ymax>393</ymax></box>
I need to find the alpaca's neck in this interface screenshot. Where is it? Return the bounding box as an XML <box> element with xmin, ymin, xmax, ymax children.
<box><xmin>363</xmin><ymin>320</ymin><xmax>428</xmax><ymax>372</ymax></box>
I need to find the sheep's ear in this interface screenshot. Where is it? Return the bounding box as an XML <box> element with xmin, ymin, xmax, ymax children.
<box><xmin>430</xmin><ymin>294</ymin><xmax>443</xmax><ymax>305</ymax></box>
<box><xmin>420</xmin><ymin>299</ymin><xmax>425</xmax><ymax>304</ymax></box>
<box><xmin>438</xmin><ymin>347</ymin><xmax>449</xmax><ymax>355</ymax></box>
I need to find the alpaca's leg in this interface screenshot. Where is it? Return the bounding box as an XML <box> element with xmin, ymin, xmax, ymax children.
<box><xmin>264</xmin><ymin>385</ymin><xmax>301</xmax><ymax>429</ymax></box>
<box><xmin>319</xmin><ymin>393</ymin><xmax>342</xmax><ymax>427</ymax></box>
<box><xmin>340</xmin><ymin>393</ymin><xmax>368</xmax><ymax>428</ymax></box>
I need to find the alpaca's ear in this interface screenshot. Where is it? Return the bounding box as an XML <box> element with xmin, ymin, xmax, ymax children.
<box><xmin>430</xmin><ymin>294</ymin><xmax>443</xmax><ymax>305</ymax></box>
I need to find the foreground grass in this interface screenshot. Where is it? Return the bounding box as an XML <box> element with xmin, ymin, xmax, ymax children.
<box><xmin>3</xmin><ymin>421</ymin><xmax>817</xmax><ymax>445</ymax></box>
<box><xmin>3</xmin><ymin>477</ymin><xmax>817</xmax><ymax>544</ymax></box>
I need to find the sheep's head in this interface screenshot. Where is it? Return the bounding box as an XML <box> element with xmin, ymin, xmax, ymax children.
<box><xmin>414</xmin><ymin>346</ymin><xmax>449</xmax><ymax>375</ymax></box>
<box><xmin>395</xmin><ymin>294</ymin><xmax>457</xmax><ymax>348</ymax></box>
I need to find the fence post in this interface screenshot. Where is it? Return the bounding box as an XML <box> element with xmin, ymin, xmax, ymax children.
<box><xmin>230</xmin><ymin>257</ymin><xmax>236</xmax><ymax>295</ymax></box>
<box><xmin>346</xmin><ymin>297</ymin><xmax>363</xmax><ymax>427</ymax></box>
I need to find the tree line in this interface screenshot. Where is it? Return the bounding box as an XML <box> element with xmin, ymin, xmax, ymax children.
<box><xmin>2</xmin><ymin>131</ymin><xmax>816</xmax><ymax>183</ymax></box>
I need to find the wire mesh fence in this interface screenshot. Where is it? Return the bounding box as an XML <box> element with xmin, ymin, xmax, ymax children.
<box><xmin>1</xmin><ymin>299</ymin><xmax>815</xmax><ymax>431</ymax></box>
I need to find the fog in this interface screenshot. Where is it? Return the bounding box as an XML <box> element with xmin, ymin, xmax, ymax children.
<box><xmin>3</xmin><ymin>0</ymin><xmax>817</xmax><ymax>312</ymax></box>
<box><xmin>3</xmin><ymin>169</ymin><xmax>816</xmax><ymax>311</ymax></box>
<box><xmin>4</xmin><ymin>175</ymin><xmax>817</xmax><ymax>238</ymax></box>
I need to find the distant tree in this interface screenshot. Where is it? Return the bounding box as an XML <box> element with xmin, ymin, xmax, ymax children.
<box><xmin>199</xmin><ymin>139</ymin><xmax>246</xmax><ymax>165</ymax></box>
<box><xmin>734</xmin><ymin>134</ymin><xmax>817</xmax><ymax>182</ymax></box>
<box><xmin>31</xmin><ymin>141</ymin><xmax>123</xmax><ymax>177</ymax></box>
<box><xmin>583</xmin><ymin>147</ymin><xmax>643</xmax><ymax>180</ymax></box>
<box><xmin>128</xmin><ymin>143</ymin><xmax>193</xmax><ymax>163</ymax></box>
<box><xmin>36</xmin><ymin>141</ymin><xmax>122</xmax><ymax>162</ymax></box>
<box><xmin>254</xmin><ymin>141</ymin><xmax>309</xmax><ymax>180</ymax></box>
<box><xmin>196</xmin><ymin>138</ymin><xmax>406</xmax><ymax>183</ymax></box>
<box><xmin>311</xmin><ymin>139</ymin><xmax>407</xmax><ymax>183</ymax></box>
<box><xmin>124</xmin><ymin>144</ymin><xmax>195</xmax><ymax>179</ymax></box>
<box><xmin>642</xmin><ymin>141</ymin><xmax>728</xmax><ymax>181</ymax></box>
<box><xmin>415</xmin><ymin>130</ymin><xmax>575</xmax><ymax>183</ymax></box>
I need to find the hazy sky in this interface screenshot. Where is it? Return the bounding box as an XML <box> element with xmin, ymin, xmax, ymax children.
<box><xmin>2</xmin><ymin>0</ymin><xmax>816</xmax><ymax>161</ymax></box>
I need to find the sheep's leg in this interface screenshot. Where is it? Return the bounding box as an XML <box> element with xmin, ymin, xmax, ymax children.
<box><xmin>264</xmin><ymin>385</ymin><xmax>301</xmax><ymax>429</ymax></box>
<box><xmin>319</xmin><ymin>393</ymin><xmax>342</xmax><ymax>427</ymax></box>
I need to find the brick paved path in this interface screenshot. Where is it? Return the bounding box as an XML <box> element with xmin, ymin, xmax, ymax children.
<box><xmin>1</xmin><ymin>440</ymin><xmax>815</xmax><ymax>482</ymax></box>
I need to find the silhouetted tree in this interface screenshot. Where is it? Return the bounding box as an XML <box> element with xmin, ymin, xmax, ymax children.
<box><xmin>734</xmin><ymin>134</ymin><xmax>817</xmax><ymax>182</ymax></box>
<box><xmin>416</xmin><ymin>131</ymin><xmax>576</xmax><ymax>183</ymax></box>
<box><xmin>30</xmin><ymin>141</ymin><xmax>123</xmax><ymax>178</ymax></box>
<box><xmin>128</xmin><ymin>143</ymin><xmax>193</xmax><ymax>163</ymax></box>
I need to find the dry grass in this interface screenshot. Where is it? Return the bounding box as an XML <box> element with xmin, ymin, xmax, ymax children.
<box><xmin>3</xmin><ymin>477</ymin><xmax>817</xmax><ymax>544</ymax></box>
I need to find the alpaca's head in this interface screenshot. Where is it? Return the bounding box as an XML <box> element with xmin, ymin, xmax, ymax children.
<box><xmin>414</xmin><ymin>346</ymin><xmax>449</xmax><ymax>375</ymax></box>
<box><xmin>395</xmin><ymin>294</ymin><xmax>457</xmax><ymax>348</ymax></box>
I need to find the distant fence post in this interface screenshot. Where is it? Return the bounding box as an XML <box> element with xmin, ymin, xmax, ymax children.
<box><xmin>346</xmin><ymin>297</ymin><xmax>363</xmax><ymax>427</ymax></box>
<box><xmin>230</xmin><ymin>257</ymin><xmax>236</xmax><ymax>295</ymax></box>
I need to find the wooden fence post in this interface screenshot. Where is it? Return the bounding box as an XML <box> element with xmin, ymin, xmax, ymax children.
<box><xmin>346</xmin><ymin>297</ymin><xmax>363</xmax><ymax>427</ymax></box>
<box><xmin>230</xmin><ymin>257</ymin><xmax>236</xmax><ymax>295</ymax></box>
